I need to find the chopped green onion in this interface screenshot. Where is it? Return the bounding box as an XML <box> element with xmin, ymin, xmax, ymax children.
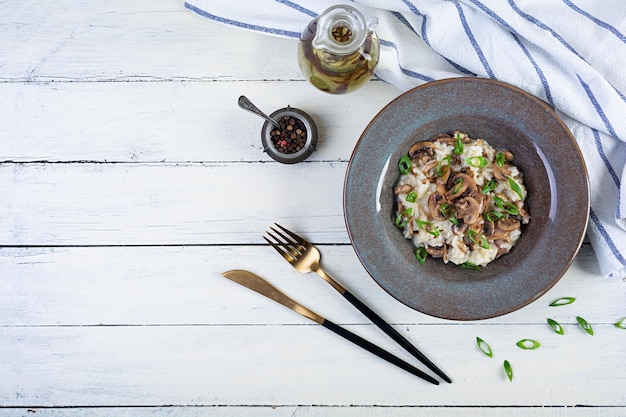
<box><xmin>549</xmin><ymin>297</ymin><xmax>576</xmax><ymax>307</ymax></box>
<box><xmin>516</xmin><ymin>339</ymin><xmax>541</xmax><ymax>350</ymax></box>
<box><xmin>453</xmin><ymin>134</ymin><xmax>464</xmax><ymax>155</ymax></box>
<box><xmin>615</xmin><ymin>317</ymin><xmax>626</xmax><ymax>329</ymax></box>
<box><xmin>507</xmin><ymin>177</ymin><xmax>524</xmax><ymax>199</ymax></box>
<box><xmin>437</xmin><ymin>155</ymin><xmax>451</xmax><ymax>177</ymax></box>
<box><xmin>461</xmin><ymin>262</ymin><xmax>482</xmax><ymax>271</ymax></box>
<box><xmin>405</xmin><ymin>191</ymin><xmax>417</xmax><ymax>203</ymax></box>
<box><xmin>481</xmin><ymin>179</ymin><xmax>497</xmax><ymax>194</ymax></box>
<box><xmin>439</xmin><ymin>203</ymin><xmax>451</xmax><ymax>218</ymax></box>
<box><xmin>467</xmin><ymin>230</ymin><xmax>489</xmax><ymax>249</ymax></box>
<box><xmin>466</xmin><ymin>155</ymin><xmax>489</xmax><ymax>168</ymax></box>
<box><xmin>503</xmin><ymin>360</ymin><xmax>513</xmax><ymax>382</ymax></box>
<box><xmin>398</xmin><ymin>154</ymin><xmax>412</xmax><ymax>175</ymax></box>
<box><xmin>493</xmin><ymin>196</ymin><xmax>519</xmax><ymax>215</ymax></box>
<box><xmin>576</xmin><ymin>316</ymin><xmax>594</xmax><ymax>336</ymax></box>
<box><xmin>476</xmin><ymin>337</ymin><xmax>493</xmax><ymax>358</ymax></box>
<box><xmin>547</xmin><ymin>318</ymin><xmax>565</xmax><ymax>335</ymax></box>
<box><xmin>415</xmin><ymin>247</ymin><xmax>428</xmax><ymax>265</ymax></box>
<box><xmin>395</xmin><ymin>208</ymin><xmax>412</xmax><ymax>228</ymax></box>
<box><xmin>448</xmin><ymin>213</ymin><xmax>459</xmax><ymax>225</ymax></box>
<box><xmin>496</xmin><ymin>152</ymin><xmax>506</xmax><ymax>167</ymax></box>
<box><xmin>483</xmin><ymin>210</ymin><xmax>505</xmax><ymax>222</ymax></box>
<box><xmin>416</xmin><ymin>220</ymin><xmax>440</xmax><ymax>237</ymax></box>
<box><xmin>451</xmin><ymin>177</ymin><xmax>463</xmax><ymax>194</ymax></box>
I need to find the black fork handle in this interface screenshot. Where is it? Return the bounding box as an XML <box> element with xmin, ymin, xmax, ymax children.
<box><xmin>321</xmin><ymin>319</ymin><xmax>439</xmax><ymax>385</ymax></box>
<box><xmin>342</xmin><ymin>290</ymin><xmax>452</xmax><ymax>383</ymax></box>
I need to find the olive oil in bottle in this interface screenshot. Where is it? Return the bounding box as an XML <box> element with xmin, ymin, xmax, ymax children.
<box><xmin>297</xmin><ymin>5</ymin><xmax>379</xmax><ymax>94</ymax></box>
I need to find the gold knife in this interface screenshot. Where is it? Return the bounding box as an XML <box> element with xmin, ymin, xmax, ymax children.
<box><xmin>221</xmin><ymin>270</ymin><xmax>439</xmax><ymax>385</ymax></box>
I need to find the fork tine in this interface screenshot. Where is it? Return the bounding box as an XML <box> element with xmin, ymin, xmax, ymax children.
<box><xmin>265</xmin><ymin>227</ymin><xmax>303</xmax><ymax>258</ymax></box>
<box><xmin>263</xmin><ymin>235</ymin><xmax>297</xmax><ymax>263</ymax></box>
<box><xmin>269</xmin><ymin>225</ymin><xmax>306</xmax><ymax>253</ymax></box>
<box><xmin>273</xmin><ymin>223</ymin><xmax>309</xmax><ymax>246</ymax></box>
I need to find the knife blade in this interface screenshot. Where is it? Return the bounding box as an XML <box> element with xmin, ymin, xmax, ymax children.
<box><xmin>221</xmin><ymin>270</ymin><xmax>438</xmax><ymax>385</ymax></box>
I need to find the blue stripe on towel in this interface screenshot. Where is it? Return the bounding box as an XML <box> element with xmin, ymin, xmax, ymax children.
<box><xmin>465</xmin><ymin>0</ymin><xmax>553</xmax><ymax>104</ymax></box>
<box><xmin>592</xmin><ymin>129</ymin><xmax>622</xmax><ymax>190</ymax></box>
<box><xmin>590</xmin><ymin>208</ymin><xmax>626</xmax><ymax>266</ymax></box>
<box><xmin>577</xmin><ymin>75</ymin><xmax>618</xmax><ymax>137</ymax></box>
<box><xmin>592</xmin><ymin>129</ymin><xmax>622</xmax><ymax>219</ymax></box>
<box><xmin>391</xmin><ymin>11</ymin><xmax>474</xmax><ymax>75</ymax></box>
<box><xmin>275</xmin><ymin>0</ymin><xmax>317</xmax><ymax>18</ymax></box>
<box><xmin>379</xmin><ymin>39</ymin><xmax>435</xmax><ymax>82</ymax></box>
<box><xmin>508</xmin><ymin>0</ymin><xmax>584</xmax><ymax>61</ymax></box>
<box><xmin>511</xmin><ymin>33</ymin><xmax>554</xmax><ymax>107</ymax></box>
<box><xmin>562</xmin><ymin>0</ymin><xmax>626</xmax><ymax>44</ymax></box>
<box><xmin>579</xmin><ymin>75</ymin><xmax>622</xmax><ymax>218</ymax></box>
<box><xmin>399</xmin><ymin>0</ymin><xmax>430</xmax><ymax>45</ymax></box>
<box><xmin>184</xmin><ymin>2</ymin><xmax>301</xmax><ymax>38</ymax></box>
<box><xmin>453</xmin><ymin>2</ymin><xmax>495</xmax><ymax>78</ymax></box>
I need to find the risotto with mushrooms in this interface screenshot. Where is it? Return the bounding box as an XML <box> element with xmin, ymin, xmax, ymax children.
<box><xmin>394</xmin><ymin>131</ymin><xmax>530</xmax><ymax>269</ymax></box>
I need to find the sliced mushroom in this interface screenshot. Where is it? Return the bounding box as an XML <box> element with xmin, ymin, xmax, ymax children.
<box><xmin>435</xmin><ymin>165</ymin><xmax>451</xmax><ymax>195</ymax></box>
<box><xmin>445</xmin><ymin>173</ymin><xmax>477</xmax><ymax>200</ymax></box>
<box><xmin>493</xmin><ymin>163</ymin><xmax>513</xmax><ymax>181</ymax></box>
<box><xmin>483</xmin><ymin>220</ymin><xmax>509</xmax><ymax>240</ymax></box>
<box><xmin>452</xmin><ymin>221</ymin><xmax>469</xmax><ymax>236</ymax></box>
<box><xmin>394</xmin><ymin>184</ymin><xmax>413</xmax><ymax>195</ymax></box>
<box><xmin>408</xmin><ymin>141</ymin><xmax>435</xmax><ymax>160</ymax></box>
<box><xmin>427</xmin><ymin>192</ymin><xmax>447</xmax><ymax>221</ymax></box>
<box><xmin>496</xmin><ymin>217</ymin><xmax>520</xmax><ymax>232</ymax></box>
<box><xmin>426</xmin><ymin>245</ymin><xmax>446</xmax><ymax>258</ymax></box>
<box><xmin>422</xmin><ymin>159</ymin><xmax>439</xmax><ymax>179</ymax></box>
<box><xmin>454</xmin><ymin>196</ymin><xmax>481</xmax><ymax>225</ymax></box>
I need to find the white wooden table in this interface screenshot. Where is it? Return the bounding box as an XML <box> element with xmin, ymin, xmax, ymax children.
<box><xmin>1</xmin><ymin>2</ymin><xmax>625</xmax><ymax>416</ymax></box>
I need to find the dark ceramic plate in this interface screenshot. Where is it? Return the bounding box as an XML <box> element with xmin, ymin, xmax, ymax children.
<box><xmin>344</xmin><ymin>78</ymin><xmax>589</xmax><ymax>321</ymax></box>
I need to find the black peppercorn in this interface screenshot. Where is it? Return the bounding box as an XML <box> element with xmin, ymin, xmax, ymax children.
<box><xmin>270</xmin><ymin>116</ymin><xmax>308</xmax><ymax>154</ymax></box>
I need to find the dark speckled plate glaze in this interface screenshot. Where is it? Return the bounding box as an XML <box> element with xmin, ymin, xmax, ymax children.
<box><xmin>343</xmin><ymin>78</ymin><xmax>589</xmax><ymax>321</ymax></box>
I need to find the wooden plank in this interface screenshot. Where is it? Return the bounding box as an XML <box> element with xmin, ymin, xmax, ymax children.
<box><xmin>0</xmin><ymin>244</ymin><xmax>616</xmax><ymax>327</ymax></box>
<box><xmin>0</xmin><ymin>162</ymin><xmax>349</xmax><ymax>245</ymax></box>
<box><xmin>1</xmin><ymin>407</ymin><xmax>625</xmax><ymax>417</ymax></box>
<box><xmin>0</xmin><ymin>81</ymin><xmax>400</xmax><ymax>163</ymax></box>
<box><xmin>0</xmin><ymin>1</ymin><xmax>301</xmax><ymax>81</ymax></box>
<box><xmin>1</xmin><ymin>322</ymin><xmax>625</xmax><ymax>407</ymax></box>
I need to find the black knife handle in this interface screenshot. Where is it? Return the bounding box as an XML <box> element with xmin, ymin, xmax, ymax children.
<box><xmin>343</xmin><ymin>289</ymin><xmax>452</xmax><ymax>383</ymax></box>
<box><xmin>321</xmin><ymin>319</ymin><xmax>439</xmax><ymax>385</ymax></box>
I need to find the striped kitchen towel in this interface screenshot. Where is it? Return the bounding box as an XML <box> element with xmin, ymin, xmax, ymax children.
<box><xmin>186</xmin><ymin>0</ymin><xmax>626</xmax><ymax>279</ymax></box>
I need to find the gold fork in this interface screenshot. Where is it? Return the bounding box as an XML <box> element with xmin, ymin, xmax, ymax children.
<box><xmin>264</xmin><ymin>223</ymin><xmax>451</xmax><ymax>384</ymax></box>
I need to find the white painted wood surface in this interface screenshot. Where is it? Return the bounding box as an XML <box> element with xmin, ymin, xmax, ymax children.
<box><xmin>1</xmin><ymin>1</ymin><xmax>625</xmax><ymax>416</ymax></box>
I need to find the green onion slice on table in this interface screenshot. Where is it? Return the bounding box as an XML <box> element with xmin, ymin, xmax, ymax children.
<box><xmin>516</xmin><ymin>339</ymin><xmax>541</xmax><ymax>350</ymax></box>
<box><xmin>549</xmin><ymin>297</ymin><xmax>576</xmax><ymax>307</ymax></box>
<box><xmin>615</xmin><ymin>317</ymin><xmax>626</xmax><ymax>329</ymax></box>
<box><xmin>576</xmin><ymin>316</ymin><xmax>594</xmax><ymax>335</ymax></box>
<box><xmin>547</xmin><ymin>318</ymin><xmax>565</xmax><ymax>335</ymax></box>
<box><xmin>503</xmin><ymin>360</ymin><xmax>513</xmax><ymax>382</ymax></box>
<box><xmin>476</xmin><ymin>337</ymin><xmax>493</xmax><ymax>358</ymax></box>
